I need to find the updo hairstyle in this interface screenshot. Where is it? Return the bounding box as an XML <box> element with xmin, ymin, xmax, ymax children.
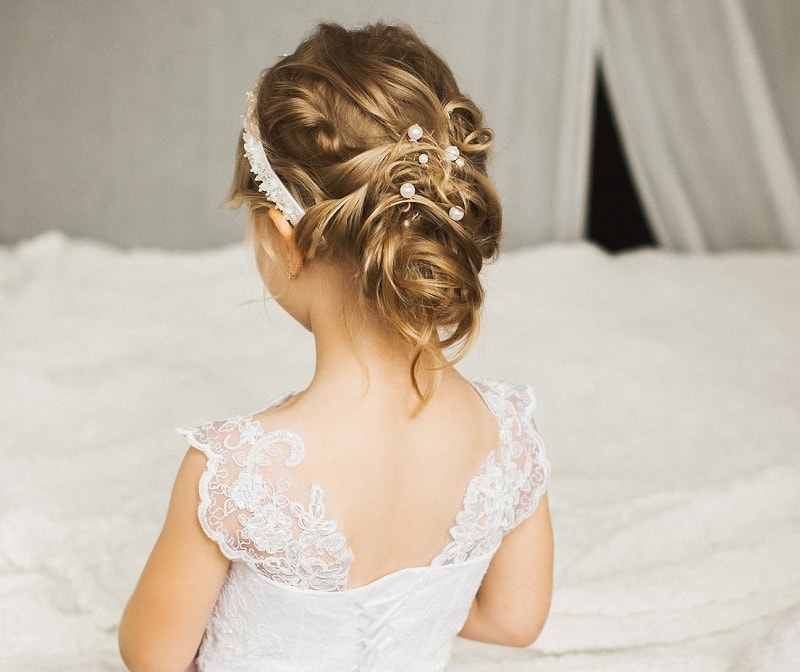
<box><xmin>228</xmin><ymin>23</ymin><xmax>502</xmax><ymax>399</ymax></box>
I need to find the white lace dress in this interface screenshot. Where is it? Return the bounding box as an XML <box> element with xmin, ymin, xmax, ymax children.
<box><xmin>178</xmin><ymin>378</ymin><xmax>550</xmax><ymax>672</ymax></box>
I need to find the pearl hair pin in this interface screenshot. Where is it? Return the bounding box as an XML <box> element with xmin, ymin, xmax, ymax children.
<box><xmin>448</xmin><ymin>206</ymin><xmax>465</xmax><ymax>221</ymax></box>
<box><xmin>407</xmin><ymin>124</ymin><xmax>424</xmax><ymax>142</ymax></box>
<box><xmin>402</xmin><ymin>123</ymin><xmax>466</xmax><ymax>223</ymax></box>
<box><xmin>406</xmin><ymin>124</ymin><xmax>463</xmax><ymax>168</ymax></box>
<box><xmin>400</xmin><ymin>182</ymin><xmax>416</xmax><ymax>198</ymax></box>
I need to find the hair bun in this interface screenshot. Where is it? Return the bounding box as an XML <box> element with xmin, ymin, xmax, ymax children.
<box><xmin>227</xmin><ymin>23</ymin><xmax>502</xmax><ymax>401</ymax></box>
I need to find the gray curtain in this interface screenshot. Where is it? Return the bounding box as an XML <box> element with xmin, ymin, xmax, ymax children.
<box><xmin>1</xmin><ymin>1</ymin><xmax>798</xmax><ymax>251</ymax></box>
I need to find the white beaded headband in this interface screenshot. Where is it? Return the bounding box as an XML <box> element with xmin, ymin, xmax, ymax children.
<box><xmin>242</xmin><ymin>91</ymin><xmax>306</xmax><ymax>225</ymax></box>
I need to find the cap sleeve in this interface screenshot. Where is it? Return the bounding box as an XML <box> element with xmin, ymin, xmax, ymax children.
<box><xmin>503</xmin><ymin>382</ymin><xmax>550</xmax><ymax>532</ymax></box>
<box><xmin>176</xmin><ymin>416</ymin><xmax>306</xmax><ymax>564</ymax></box>
<box><xmin>475</xmin><ymin>379</ymin><xmax>550</xmax><ymax>534</ymax></box>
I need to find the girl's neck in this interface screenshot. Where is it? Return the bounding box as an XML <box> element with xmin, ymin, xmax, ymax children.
<box><xmin>311</xmin><ymin>306</ymin><xmax>437</xmax><ymax>404</ymax></box>
<box><xmin>283</xmin><ymin>256</ymin><xmax>445</xmax><ymax>410</ymax></box>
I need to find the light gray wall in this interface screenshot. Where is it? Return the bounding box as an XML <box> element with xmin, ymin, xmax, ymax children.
<box><xmin>0</xmin><ymin>1</ymin><xmax>577</xmax><ymax>250</ymax></box>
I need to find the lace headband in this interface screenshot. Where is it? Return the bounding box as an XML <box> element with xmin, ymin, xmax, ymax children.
<box><xmin>242</xmin><ymin>92</ymin><xmax>306</xmax><ymax>225</ymax></box>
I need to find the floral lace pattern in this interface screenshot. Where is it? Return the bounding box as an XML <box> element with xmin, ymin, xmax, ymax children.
<box><xmin>178</xmin><ymin>411</ymin><xmax>354</xmax><ymax>592</ymax></box>
<box><xmin>179</xmin><ymin>378</ymin><xmax>549</xmax><ymax>593</ymax></box>
<box><xmin>431</xmin><ymin>379</ymin><xmax>550</xmax><ymax>566</ymax></box>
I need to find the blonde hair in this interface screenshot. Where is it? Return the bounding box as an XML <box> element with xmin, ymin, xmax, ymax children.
<box><xmin>228</xmin><ymin>23</ymin><xmax>502</xmax><ymax>400</ymax></box>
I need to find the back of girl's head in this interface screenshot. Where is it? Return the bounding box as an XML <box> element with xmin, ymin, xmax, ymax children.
<box><xmin>229</xmin><ymin>22</ymin><xmax>502</xmax><ymax>399</ymax></box>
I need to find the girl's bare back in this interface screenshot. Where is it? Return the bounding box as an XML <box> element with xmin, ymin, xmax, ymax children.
<box><xmin>252</xmin><ymin>369</ymin><xmax>502</xmax><ymax>589</ymax></box>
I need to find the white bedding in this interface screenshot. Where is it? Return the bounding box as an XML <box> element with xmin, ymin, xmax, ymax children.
<box><xmin>1</xmin><ymin>232</ymin><xmax>798</xmax><ymax>671</ymax></box>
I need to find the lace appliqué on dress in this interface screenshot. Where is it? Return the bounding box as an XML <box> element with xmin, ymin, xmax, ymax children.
<box><xmin>431</xmin><ymin>379</ymin><xmax>550</xmax><ymax>566</ymax></box>
<box><xmin>178</xmin><ymin>412</ymin><xmax>354</xmax><ymax>592</ymax></box>
<box><xmin>180</xmin><ymin>378</ymin><xmax>549</xmax><ymax>592</ymax></box>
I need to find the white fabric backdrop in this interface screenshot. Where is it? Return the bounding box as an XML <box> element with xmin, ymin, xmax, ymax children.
<box><xmin>0</xmin><ymin>1</ymin><xmax>797</xmax><ymax>250</ymax></box>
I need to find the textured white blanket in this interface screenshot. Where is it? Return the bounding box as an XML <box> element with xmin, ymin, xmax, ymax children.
<box><xmin>1</xmin><ymin>233</ymin><xmax>798</xmax><ymax>671</ymax></box>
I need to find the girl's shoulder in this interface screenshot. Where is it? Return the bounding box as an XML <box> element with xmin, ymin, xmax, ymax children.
<box><xmin>468</xmin><ymin>377</ymin><xmax>538</xmax><ymax>419</ymax></box>
<box><xmin>176</xmin><ymin>391</ymin><xmax>297</xmax><ymax>460</ymax></box>
<box><xmin>177</xmin><ymin>378</ymin><xmax>540</xmax><ymax>457</ymax></box>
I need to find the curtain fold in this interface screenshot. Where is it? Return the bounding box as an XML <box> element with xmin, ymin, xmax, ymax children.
<box><xmin>599</xmin><ymin>0</ymin><xmax>800</xmax><ymax>250</ymax></box>
<box><xmin>550</xmin><ymin>0</ymin><xmax>601</xmax><ymax>242</ymax></box>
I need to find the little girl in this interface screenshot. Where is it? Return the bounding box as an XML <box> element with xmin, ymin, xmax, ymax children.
<box><xmin>119</xmin><ymin>22</ymin><xmax>552</xmax><ymax>672</ymax></box>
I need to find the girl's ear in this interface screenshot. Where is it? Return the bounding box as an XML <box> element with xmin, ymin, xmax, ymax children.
<box><xmin>267</xmin><ymin>208</ymin><xmax>303</xmax><ymax>275</ymax></box>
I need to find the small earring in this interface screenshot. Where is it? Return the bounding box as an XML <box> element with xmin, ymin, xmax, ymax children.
<box><xmin>287</xmin><ymin>270</ymin><xmax>299</xmax><ymax>280</ymax></box>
